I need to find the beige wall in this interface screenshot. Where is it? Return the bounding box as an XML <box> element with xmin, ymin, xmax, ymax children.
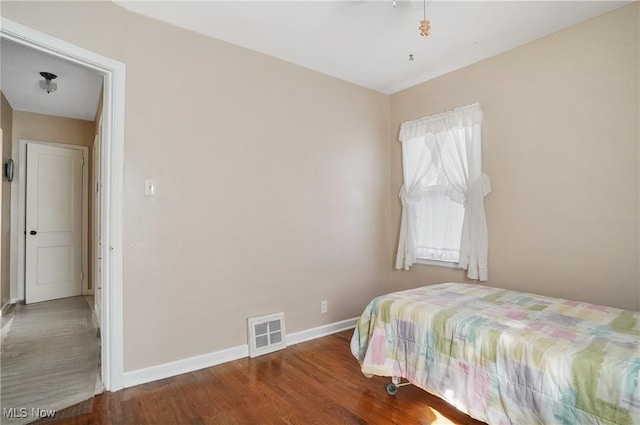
<box><xmin>1</xmin><ymin>1</ymin><xmax>392</xmax><ymax>372</ymax></box>
<box><xmin>390</xmin><ymin>3</ymin><xmax>639</xmax><ymax>311</ymax></box>
<box><xmin>12</xmin><ymin>111</ymin><xmax>95</xmax><ymax>148</ymax></box>
<box><xmin>1</xmin><ymin>92</ymin><xmax>14</xmax><ymax>308</ymax></box>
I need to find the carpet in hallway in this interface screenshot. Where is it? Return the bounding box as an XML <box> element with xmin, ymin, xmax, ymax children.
<box><xmin>1</xmin><ymin>297</ymin><xmax>101</xmax><ymax>424</ymax></box>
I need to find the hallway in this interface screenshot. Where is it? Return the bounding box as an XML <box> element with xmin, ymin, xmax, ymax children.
<box><xmin>1</xmin><ymin>296</ymin><xmax>101</xmax><ymax>424</ymax></box>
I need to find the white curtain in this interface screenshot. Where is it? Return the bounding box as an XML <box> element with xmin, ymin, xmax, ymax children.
<box><xmin>395</xmin><ymin>103</ymin><xmax>491</xmax><ymax>281</ymax></box>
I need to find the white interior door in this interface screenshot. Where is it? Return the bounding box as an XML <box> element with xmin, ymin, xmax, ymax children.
<box><xmin>93</xmin><ymin>132</ymin><xmax>102</xmax><ymax>326</ymax></box>
<box><xmin>26</xmin><ymin>143</ymin><xmax>84</xmax><ymax>304</ymax></box>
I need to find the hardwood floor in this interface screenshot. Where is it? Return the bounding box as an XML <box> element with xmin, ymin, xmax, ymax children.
<box><xmin>42</xmin><ymin>331</ymin><xmax>486</xmax><ymax>425</ymax></box>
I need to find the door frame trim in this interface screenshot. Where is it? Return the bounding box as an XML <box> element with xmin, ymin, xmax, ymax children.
<box><xmin>1</xmin><ymin>17</ymin><xmax>126</xmax><ymax>391</ymax></box>
<box><xmin>19</xmin><ymin>141</ymin><xmax>89</xmax><ymax>301</ymax></box>
<box><xmin>92</xmin><ymin>119</ymin><xmax>102</xmax><ymax>325</ymax></box>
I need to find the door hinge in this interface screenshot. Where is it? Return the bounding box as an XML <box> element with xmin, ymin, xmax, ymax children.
<box><xmin>81</xmin><ymin>271</ymin><xmax>85</xmax><ymax>281</ymax></box>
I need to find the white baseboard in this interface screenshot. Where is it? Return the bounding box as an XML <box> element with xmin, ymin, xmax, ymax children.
<box><xmin>123</xmin><ymin>316</ymin><xmax>358</xmax><ymax>389</ymax></box>
<box><xmin>287</xmin><ymin>317</ymin><xmax>358</xmax><ymax>346</ymax></box>
<box><xmin>1</xmin><ymin>299</ymin><xmax>14</xmax><ymax>317</ymax></box>
<box><xmin>123</xmin><ymin>344</ymin><xmax>249</xmax><ymax>388</ymax></box>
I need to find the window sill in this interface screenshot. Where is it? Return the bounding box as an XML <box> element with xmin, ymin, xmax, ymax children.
<box><xmin>415</xmin><ymin>259</ymin><xmax>463</xmax><ymax>269</ymax></box>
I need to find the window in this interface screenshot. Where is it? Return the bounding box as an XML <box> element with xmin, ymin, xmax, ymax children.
<box><xmin>414</xmin><ymin>184</ymin><xmax>465</xmax><ymax>263</ymax></box>
<box><xmin>395</xmin><ymin>103</ymin><xmax>491</xmax><ymax>281</ymax></box>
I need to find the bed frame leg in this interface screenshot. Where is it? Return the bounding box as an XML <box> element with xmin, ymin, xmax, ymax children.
<box><xmin>386</xmin><ymin>376</ymin><xmax>410</xmax><ymax>396</ymax></box>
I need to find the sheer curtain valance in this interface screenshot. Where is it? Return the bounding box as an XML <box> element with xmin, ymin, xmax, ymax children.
<box><xmin>395</xmin><ymin>103</ymin><xmax>491</xmax><ymax>281</ymax></box>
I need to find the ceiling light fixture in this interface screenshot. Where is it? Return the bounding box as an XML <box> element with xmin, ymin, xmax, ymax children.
<box><xmin>39</xmin><ymin>72</ymin><xmax>58</xmax><ymax>94</ymax></box>
<box><xmin>419</xmin><ymin>0</ymin><xmax>431</xmax><ymax>37</ymax></box>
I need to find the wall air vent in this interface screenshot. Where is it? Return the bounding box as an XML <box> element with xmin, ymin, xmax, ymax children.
<box><xmin>247</xmin><ymin>312</ymin><xmax>286</xmax><ymax>358</ymax></box>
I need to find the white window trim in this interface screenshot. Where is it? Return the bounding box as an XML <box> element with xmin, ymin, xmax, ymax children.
<box><xmin>415</xmin><ymin>258</ymin><xmax>464</xmax><ymax>269</ymax></box>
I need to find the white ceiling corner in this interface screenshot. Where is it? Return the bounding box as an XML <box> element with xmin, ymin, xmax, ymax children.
<box><xmin>116</xmin><ymin>0</ymin><xmax>630</xmax><ymax>94</ymax></box>
<box><xmin>0</xmin><ymin>0</ymin><xmax>628</xmax><ymax>121</ymax></box>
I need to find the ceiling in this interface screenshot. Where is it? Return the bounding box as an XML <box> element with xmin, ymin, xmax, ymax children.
<box><xmin>0</xmin><ymin>39</ymin><xmax>103</xmax><ymax>121</ymax></box>
<box><xmin>117</xmin><ymin>1</ymin><xmax>629</xmax><ymax>94</ymax></box>
<box><xmin>0</xmin><ymin>1</ymin><xmax>628</xmax><ymax>120</ymax></box>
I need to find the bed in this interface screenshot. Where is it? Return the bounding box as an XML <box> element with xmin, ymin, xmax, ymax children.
<box><xmin>350</xmin><ymin>282</ymin><xmax>640</xmax><ymax>425</ymax></box>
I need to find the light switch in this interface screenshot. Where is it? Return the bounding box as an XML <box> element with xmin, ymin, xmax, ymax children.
<box><xmin>144</xmin><ymin>179</ymin><xmax>156</xmax><ymax>196</ymax></box>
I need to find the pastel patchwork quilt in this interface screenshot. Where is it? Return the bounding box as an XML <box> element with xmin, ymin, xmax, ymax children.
<box><xmin>351</xmin><ymin>283</ymin><xmax>640</xmax><ymax>425</ymax></box>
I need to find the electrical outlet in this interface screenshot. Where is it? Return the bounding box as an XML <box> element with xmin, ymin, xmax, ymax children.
<box><xmin>321</xmin><ymin>300</ymin><xmax>328</xmax><ymax>314</ymax></box>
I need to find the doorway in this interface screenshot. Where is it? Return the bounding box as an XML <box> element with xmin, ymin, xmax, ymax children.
<box><xmin>0</xmin><ymin>17</ymin><xmax>125</xmax><ymax>391</ymax></box>
<box><xmin>22</xmin><ymin>142</ymin><xmax>88</xmax><ymax>305</ymax></box>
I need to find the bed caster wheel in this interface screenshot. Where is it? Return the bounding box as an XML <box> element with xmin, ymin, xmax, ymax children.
<box><xmin>386</xmin><ymin>383</ymin><xmax>398</xmax><ymax>396</ymax></box>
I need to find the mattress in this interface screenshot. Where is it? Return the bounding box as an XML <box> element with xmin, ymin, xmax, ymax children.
<box><xmin>351</xmin><ymin>283</ymin><xmax>640</xmax><ymax>425</ymax></box>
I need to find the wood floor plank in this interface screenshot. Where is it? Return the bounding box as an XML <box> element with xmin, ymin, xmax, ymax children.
<box><xmin>44</xmin><ymin>330</ymin><xmax>487</xmax><ymax>425</ymax></box>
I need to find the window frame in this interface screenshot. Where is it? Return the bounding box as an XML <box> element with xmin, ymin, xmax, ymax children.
<box><xmin>415</xmin><ymin>258</ymin><xmax>463</xmax><ymax>269</ymax></box>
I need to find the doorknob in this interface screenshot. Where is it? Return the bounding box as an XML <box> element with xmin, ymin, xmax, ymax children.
<box><xmin>29</xmin><ymin>230</ymin><xmax>37</xmax><ymax>235</ymax></box>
